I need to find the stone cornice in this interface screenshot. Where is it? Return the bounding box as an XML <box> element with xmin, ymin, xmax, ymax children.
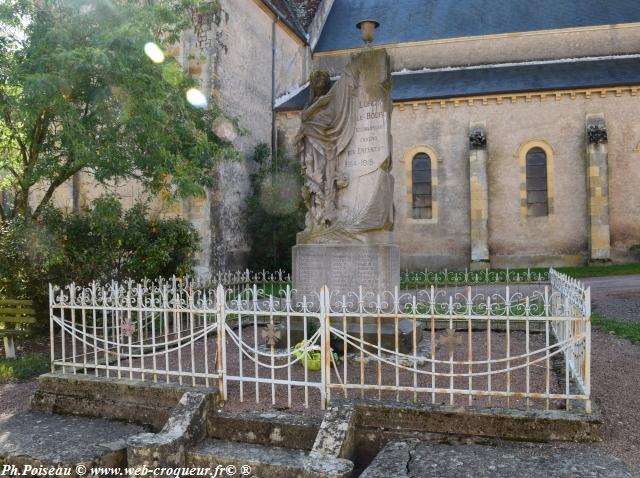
<box><xmin>393</xmin><ymin>86</ymin><xmax>639</xmax><ymax>111</ymax></box>
<box><xmin>277</xmin><ymin>85</ymin><xmax>640</xmax><ymax>117</ymax></box>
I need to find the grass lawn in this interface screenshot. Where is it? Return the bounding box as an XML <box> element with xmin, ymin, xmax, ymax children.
<box><xmin>400</xmin><ymin>263</ymin><xmax>640</xmax><ymax>288</ymax></box>
<box><xmin>0</xmin><ymin>354</ymin><xmax>49</xmax><ymax>382</ymax></box>
<box><xmin>556</xmin><ymin>263</ymin><xmax>640</xmax><ymax>279</ymax></box>
<box><xmin>241</xmin><ymin>263</ymin><xmax>640</xmax><ymax>292</ymax></box>
<box><xmin>592</xmin><ymin>314</ymin><xmax>640</xmax><ymax>343</ymax></box>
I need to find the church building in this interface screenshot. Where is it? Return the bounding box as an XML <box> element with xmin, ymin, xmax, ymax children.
<box><xmin>277</xmin><ymin>0</ymin><xmax>640</xmax><ymax>271</ymax></box>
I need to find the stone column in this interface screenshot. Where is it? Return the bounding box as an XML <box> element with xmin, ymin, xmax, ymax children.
<box><xmin>469</xmin><ymin>122</ymin><xmax>490</xmax><ymax>270</ymax></box>
<box><xmin>586</xmin><ymin>114</ymin><xmax>611</xmax><ymax>262</ymax></box>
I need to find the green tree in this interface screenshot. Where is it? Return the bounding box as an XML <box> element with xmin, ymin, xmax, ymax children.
<box><xmin>0</xmin><ymin>0</ymin><xmax>236</xmax><ymax>220</ymax></box>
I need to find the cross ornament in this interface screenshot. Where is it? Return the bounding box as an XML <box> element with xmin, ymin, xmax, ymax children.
<box><xmin>121</xmin><ymin>318</ymin><xmax>135</xmax><ymax>338</ymax></box>
<box><xmin>439</xmin><ymin>328</ymin><xmax>463</xmax><ymax>355</ymax></box>
<box><xmin>261</xmin><ymin>323</ymin><xmax>282</xmax><ymax>347</ymax></box>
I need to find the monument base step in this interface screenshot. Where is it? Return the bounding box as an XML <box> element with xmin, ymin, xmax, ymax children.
<box><xmin>207</xmin><ymin>409</ymin><xmax>322</xmax><ymax>450</ymax></box>
<box><xmin>292</xmin><ymin>243</ymin><xmax>400</xmax><ymax>299</ymax></box>
<box><xmin>187</xmin><ymin>439</ymin><xmax>353</xmax><ymax>478</ymax></box>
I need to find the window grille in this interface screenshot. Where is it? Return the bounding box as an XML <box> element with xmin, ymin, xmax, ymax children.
<box><xmin>526</xmin><ymin>147</ymin><xmax>549</xmax><ymax>217</ymax></box>
<box><xmin>412</xmin><ymin>153</ymin><xmax>432</xmax><ymax>219</ymax></box>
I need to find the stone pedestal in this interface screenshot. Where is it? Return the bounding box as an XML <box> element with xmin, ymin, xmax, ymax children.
<box><xmin>292</xmin><ymin>243</ymin><xmax>400</xmax><ymax>299</ymax></box>
<box><xmin>290</xmin><ymin>243</ymin><xmax>420</xmax><ymax>353</ymax></box>
<box><xmin>290</xmin><ymin>46</ymin><xmax>421</xmax><ymax>352</ymax></box>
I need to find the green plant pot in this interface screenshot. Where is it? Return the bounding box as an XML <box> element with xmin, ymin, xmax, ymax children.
<box><xmin>293</xmin><ymin>341</ymin><xmax>322</xmax><ymax>371</ymax></box>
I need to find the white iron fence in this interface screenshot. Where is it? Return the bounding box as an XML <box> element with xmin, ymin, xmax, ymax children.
<box><xmin>49</xmin><ymin>268</ymin><xmax>591</xmax><ymax>413</ymax></box>
<box><xmin>401</xmin><ymin>267</ymin><xmax>550</xmax><ymax>286</ymax></box>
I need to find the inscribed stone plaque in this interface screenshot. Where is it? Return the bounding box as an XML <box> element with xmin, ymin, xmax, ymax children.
<box><xmin>292</xmin><ymin>244</ymin><xmax>400</xmax><ymax>299</ymax></box>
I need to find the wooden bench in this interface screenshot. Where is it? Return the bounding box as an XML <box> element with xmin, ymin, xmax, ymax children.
<box><xmin>0</xmin><ymin>299</ymin><xmax>36</xmax><ymax>359</ymax></box>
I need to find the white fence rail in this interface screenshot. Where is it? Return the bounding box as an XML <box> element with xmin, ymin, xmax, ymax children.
<box><xmin>49</xmin><ymin>268</ymin><xmax>591</xmax><ymax>413</ymax></box>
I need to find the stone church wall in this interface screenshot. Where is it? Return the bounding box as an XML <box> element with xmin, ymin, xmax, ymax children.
<box><xmin>195</xmin><ymin>0</ymin><xmax>308</xmax><ymax>273</ymax></box>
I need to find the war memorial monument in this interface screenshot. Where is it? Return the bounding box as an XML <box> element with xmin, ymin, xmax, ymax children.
<box><xmin>292</xmin><ymin>21</ymin><xmax>400</xmax><ymax>300</ymax></box>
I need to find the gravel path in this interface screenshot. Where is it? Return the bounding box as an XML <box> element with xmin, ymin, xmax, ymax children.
<box><xmin>0</xmin><ymin>380</ymin><xmax>38</xmax><ymax>417</ymax></box>
<box><xmin>583</xmin><ymin>275</ymin><xmax>640</xmax><ymax>323</ymax></box>
<box><xmin>0</xmin><ymin>335</ymin><xmax>47</xmax><ymax>418</ymax></box>
<box><xmin>560</xmin><ymin>330</ymin><xmax>640</xmax><ymax>474</ymax></box>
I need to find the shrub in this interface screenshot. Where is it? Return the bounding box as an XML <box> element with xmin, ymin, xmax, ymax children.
<box><xmin>0</xmin><ymin>215</ymin><xmax>65</xmax><ymax>311</ymax></box>
<box><xmin>53</xmin><ymin>196</ymin><xmax>200</xmax><ymax>284</ymax></box>
<box><xmin>0</xmin><ymin>196</ymin><xmax>200</xmax><ymax>326</ymax></box>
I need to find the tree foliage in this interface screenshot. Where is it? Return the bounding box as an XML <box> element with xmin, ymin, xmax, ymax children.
<box><xmin>0</xmin><ymin>0</ymin><xmax>236</xmax><ymax>220</ymax></box>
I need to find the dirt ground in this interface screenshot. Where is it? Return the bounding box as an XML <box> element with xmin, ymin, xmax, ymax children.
<box><xmin>569</xmin><ymin>331</ymin><xmax>640</xmax><ymax>473</ymax></box>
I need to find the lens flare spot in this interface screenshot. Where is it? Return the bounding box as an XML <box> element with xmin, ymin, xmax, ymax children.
<box><xmin>144</xmin><ymin>42</ymin><xmax>165</xmax><ymax>64</ymax></box>
<box><xmin>259</xmin><ymin>172</ymin><xmax>301</xmax><ymax>216</ymax></box>
<box><xmin>186</xmin><ymin>88</ymin><xmax>208</xmax><ymax>108</ymax></box>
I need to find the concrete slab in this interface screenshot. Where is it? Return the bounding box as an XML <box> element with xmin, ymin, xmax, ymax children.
<box><xmin>360</xmin><ymin>440</ymin><xmax>633</xmax><ymax>478</ymax></box>
<box><xmin>33</xmin><ymin>373</ymin><xmax>217</xmax><ymax>431</ymax></box>
<box><xmin>0</xmin><ymin>411</ymin><xmax>145</xmax><ymax>468</ymax></box>
<box><xmin>311</xmin><ymin>402</ymin><xmax>356</xmax><ymax>460</ymax></box>
<box><xmin>128</xmin><ymin>391</ymin><xmax>208</xmax><ymax>468</ymax></box>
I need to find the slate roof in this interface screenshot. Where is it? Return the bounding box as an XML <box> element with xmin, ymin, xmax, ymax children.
<box><xmin>288</xmin><ymin>0</ymin><xmax>323</xmax><ymax>29</ymax></box>
<box><xmin>314</xmin><ymin>0</ymin><xmax>640</xmax><ymax>52</ymax></box>
<box><xmin>262</xmin><ymin>0</ymin><xmax>308</xmax><ymax>42</ymax></box>
<box><xmin>276</xmin><ymin>56</ymin><xmax>640</xmax><ymax>111</ymax></box>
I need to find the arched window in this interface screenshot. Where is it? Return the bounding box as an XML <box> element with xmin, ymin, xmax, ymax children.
<box><xmin>412</xmin><ymin>153</ymin><xmax>432</xmax><ymax>219</ymax></box>
<box><xmin>525</xmin><ymin>147</ymin><xmax>549</xmax><ymax>217</ymax></box>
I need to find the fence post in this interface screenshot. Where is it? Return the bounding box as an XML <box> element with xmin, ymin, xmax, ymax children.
<box><xmin>216</xmin><ymin>284</ymin><xmax>227</xmax><ymax>401</ymax></box>
<box><xmin>320</xmin><ymin>285</ymin><xmax>330</xmax><ymax>410</ymax></box>
<box><xmin>564</xmin><ymin>295</ymin><xmax>571</xmax><ymax>411</ymax></box>
<box><xmin>584</xmin><ymin>287</ymin><xmax>592</xmax><ymax>414</ymax></box>
<box><xmin>49</xmin><ymin>283</ymin><xmax>55</xmax><ymax>372</ymax></box>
